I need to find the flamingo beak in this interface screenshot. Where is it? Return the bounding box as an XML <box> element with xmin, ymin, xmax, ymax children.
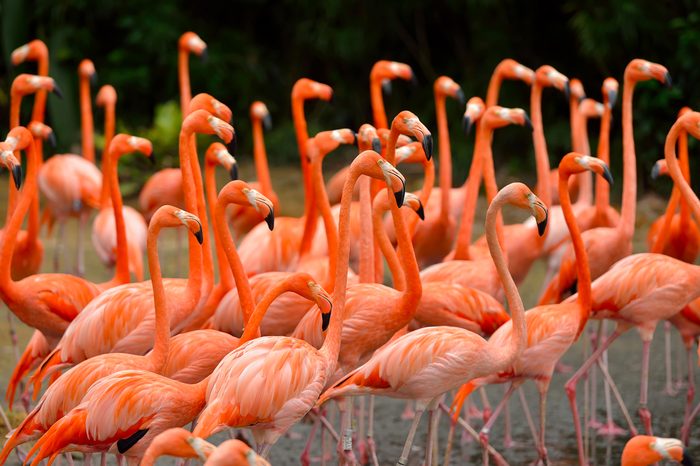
<box><xmin>421</xmin><ymin>134</ymin><xmax>433</xmax><ymax>161</ymax></box>
<box><xmin>523</xmin><ymin>114</ymin><xmax>533</xmax><ymax>131</ymax></box>
<box><xmin>52</xmin><ymin>83</ymin><xmax>64</xmax><ymax>99</ymax></box>
<box><xmin>651</xmin><ymin>162</ymin><xmax>662</xmax><ymax>180</ymax></box>
<box><xmin>229</xmin><ymin>162</ymin><xmax>238</xmax><ymax>181</ymax></box>
<box><xmin>382</xmin><ymin>79</ymin><xmax>392</xmax><ymax>95</ymax></box>
<box><xmin>456</xmin><ymin>88</ymin><xmax>466</xmax><ymax>106</ymax></box>
<box><xmin>265</xmin><ymin>209</ymin><xmax>275</xmax><ymax>231</ymax></box>
<box><xmin>537</xmin><ymin>211</ymin><xmax>548</xmax><ymax>237</ymax></box>
<box><xmin>371</xmin><ymin>138</ymin><xmax>382</xmax><ymax>153</ymax></box>
<box><xmin>48</xmin><ymin>132</ymin><xmax>57</xmax><ymax>148</ymax></box>
<box><xmin>200</xmin><ymin>48</ymin><xmax>209</xmax><ymax>63</ymax></box>
<box><xmin>11</xmin><ymin>165</ymin><xmax>22</xmax><ymax>189</ymax></box>
<box><xmin>608</xmin><ymin>89</ymin><xmax>618</xmax><ymax>108</ymax></box>
<box><xmin>462</xmin><ymin>115</ymin><xmax>473</xmax><ymax>135</ymax></box>
<box><xmin>563</xmin><ymin>81</ymin><xmax>570</xmax><ymax>100</ymax></box>
<box><xmin>664</xmin><ymin>71</ymin><xmax>673</xmax><ymax>88</ymax></box>
<box><xmin>394</xmin><ymin>183</ymin><xmax>406</xmax><ymax>208</ymax></box>
<box><xmin>90</xmin><ymin>72</ymin><xmax>98</xmax><ymax>86</ymax></box>
<box><xmin>681</xmin><ymin>448</ymin><xmax>692</xmax><ymax>465</ymax></box>
<box><xmin>194</xmin><ymin>226</ymin><xmax>204</xmax><ymax>245</ymax></box>
<box><xmin>149</xmin><ymin>152</ymin><xmax>156</xmax><ymax>165</ymax></box>
<box><xmin>263</xmin><ymin>114</ymin><xmax>272</xmax><ymax>131</ymax></box>
<box><xmin>415</xmin><ymin>200</ymin><xmax>425</xmax><ymax>221</ymax></box>
<box><xmin>601</xmin><ymin>165</ymin><xmax>614</xmax><ymax>186</ymax></box>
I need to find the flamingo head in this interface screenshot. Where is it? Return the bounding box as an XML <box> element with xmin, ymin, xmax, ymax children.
<box><xmin>625</xmin><ymin>59</ymin><xmax>671</xmax><ymax>87</ymax></box>
<box><xmin>402</xmin><ymin>192</ymin><xmax>425</xmax><ymax>221</ymax></box>
<box><xmin>11</xmin><ymin>39</ymin><xmax>48</xmax><ymax>66</ymax></box>
<box><xmin>482</xmin><ymin>106</ymin><xmax>532</xmax><ymax>132</ymax></box>
<box><xmin>560</xmin><ymin>153</ymin><xmax>613</xmax><ymax>186</ymax></box>
<box><xmin>183</xmin><ymin>109</ymin><xmax>235</xmax><ymax>144</ymax></box>
<box><xmin>0</xmin><ymin>142</ymin><xmax>22</xmax><ymax>190</ymax></box>
<box><xmin>496</xmin><ymin>59</ymin><xmax>535</xmax><ymax>85</ymax></box>
<box><xmin>390</xmin><ymin>111</ymin><xmax>433</xmax><ymax>161</ymax></box>
<box><xmin>579</xmin><ymin>99</ymin><xmax>604</xmax><ymax>119</ymax></box>
<box><xmin>11</xmin><ymin>74</ymin><xmax>62</xmax><ymax>99</ymax></box>
<box><xmin>462</xmin><ymin>97</ymin><xmax>486</xmax><ymax>135</ymax></box>
<box><xmin>307</xmin><ymin>129</ymin><xmax>356</xmax><ymax>163</ymax></box>
<box><xmin>357</xmin><ymin>124</ymin><xmax>381</xmax><ymax>153</ymax></box>
<box><xmin>78</xmin><ymin>59</ymin><xmax>97</xmax><ymax>85</ymax></box>
<box><xmin>351</xmin><ymin>150</ymin><xmax>406</xmax><ymax>207</ymax></box>
<box><xmin>180</xmin><ymin>32</ymin><xmax>208</xmax><ymax>62</ymax></box>
<box><xmin>371</xmin><ymin>61</ymin><xmax>415</xmax><ymax>94</ymax></box>
<box><xmin>536</xmin><ymin>65</ymin><xmax>569</xmax><ymax>97</ymax></box>
<box><xmin>218</xmin><ymin>181</ymin><xmax>274</xmax><ymax>230</ymax></box>
<box><xmin>150</xmin><ymin>206</ymin><xmax>203</xmax><ymax>244</ymax></box>
<box><xmin>621</xmin><ymin>436</ymin><xmax>690</xmax><ymax>466</ymax></box>
<box><xmin>500</xmin><ymin>183</ymin><xmax>548</xmax><ymax>236</ymax></box>
<box><xmin>28</xmin><ymin>121</ymin><xmax>56</xmax><ymax>148</ymax></box>
<box><xmin>107</xmin><ymin>134</ymin><xmax>154</xmax><ymax>167</ymax></box>
<box><xmin>602</xmin><ymin>78</ymin><xmax>619</xmax><ymax>108</ymax></box>
<box><xmin>677</xmin><ymin>111</ymin><xmax>700</xmax><ymax>140</ymax></box>
<box><xmin>250</xmin><ymin>101</ymin><xmax>272</xmax><ymax>130</ymax></box>
<box><xmin>434</xmin><ymin>76</ymin><xmax>465</xmax><ymax>104</ymax></box>
<box><xmin>651</xmin><ymin>159</ymin><xmax>668</xmax><ymax>180</ymax></box>
<box><xmin>293</xmin><ymin>277</ymin><xmax>333</xmax><ymax>331</ymax></box>
<box><xmin>205</xmin><ymin>143</ymin><xmax>238</xmax><ymax>181</ymax></box>
<box><xmin>96</xmin><ymin>85</ymin><xmax>117</xmax><ymax>109</ymax></box>
<box><xmin>188</xmin><ymin>93</ymin><xmax>232</xmax><ymax>123</ymax></box>
<box><xmin>185</xmin><ymin>436</ymin><xmax>216</xmax><ymax>461</ymax></box>
<box><xmin>569</xmin><ymin>79</ymin><xmax>586</xmax><ymax>103</ymax></box>
<box><xmin>292</xmin><ymin>78</ymin><xmax>334</xmax><ymax>102</ymax></box>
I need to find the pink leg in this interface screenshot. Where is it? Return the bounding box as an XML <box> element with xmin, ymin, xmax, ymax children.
<box><xmin>400</xmin><ymin>400</ymin><xmax>415</xmax><ymax>420</ymax></box>
<box><xmin>337</xmin><ymin>399</ymin><xmax>358</xmax><ymax>465</ymax></box>
<box><xmin>503</xmin><ymin>386</ymin><xmax>513</xmax><ymax>449</ymax></box>
<box><xmin>638</xmin><ymin>340</ymin><xmax>653</xmax><ymax>435</ymax></box>
<box><xmin>565</xmin><ymin>328</ymin><xmax>622</xmax><ymax>466</ymax></box>
<box><xmin>439</xmin><ymin>403</ymin><xmax>508</xmax><ymax>466</ymax></box>
<box><xmin>681</xmin><ymin>346</ymin><xmax>696</xmax><ymax>442</ymax></box>
<box><xmin>596</xmin><ymin>346</ymin><xmax>626</xmax><ymax>437</ymax></box>
<box><xmin>300</xmin><ymin>416</ymin><xmax>319</xmax><ymax>466</ymax></box>
<box><xmin>424</xmin><ymin>407</ymin><xmax>437</xmax><ymax>466</ymax></box>
<box><xmin>480</xmin><ymin>383</ymin><xmax>517</xmax><ymax>466</ymax></box>
<box><xmin>365</xmin><ymin>396</ymin><xmax>379</xmax><ymax>466</ymax></box>
<box><xmin>76</xmin><ymin>211</ymin><xmax>88</xmax><ymax>277</ymax></box>
<box><xmin>536</xmin><ymin>388</ymin><xmax>550</xmax><ymax>464</ymax></box>
<box><xmin>663</xmin><ymin>322</ymin><xmax>678</xmax><ymax>396</ymax></box>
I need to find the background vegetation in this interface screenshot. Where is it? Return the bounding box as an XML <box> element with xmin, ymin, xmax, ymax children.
<box><xmin>1</xmin><ymin>0</ymin><xmax>699</xmax><ymax>199</ymax></box>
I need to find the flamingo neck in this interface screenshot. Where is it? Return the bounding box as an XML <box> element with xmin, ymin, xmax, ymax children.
<box><xmin>484</xmin><ymin>193</ymin><xmax>525</xmax><ymax>367</ymax></box>
<box><xmin>178</xmin><ymin>49</ymin><xmax>191</xmax><ymax>119</ymax></box>
<box><xmin>485</xmin><ymin>70</ymin><xmax>503</xmax><ymax>108</ymax></box>
<box><xmin>145</xmin><ymin>222</ymin><xmax>170</xmax><ymax>372</ymax></box>
<box><xmin>435</xmin><ymin>93</ymin><xmax>451</xmax><ymax>221</ymax></box>
<box><xmin>178</xmin><ymin>130</ymin><xmax>203</xmax><ymax>305</ymax></box>
<box><xmin>575</xmin><ymin>110</ymin><xmax>593</xmax><ymax>205</ymax></box>
<box><xmin>205</xmin><ymin>162</ymin><xmax>233</xmax><ymax>290</ymax></box>
<box><xmin>79</xmin><ymin>74</ymin><xmax>95</xmax><ymax>163</ymax></box>
<box><xmin>294</xmin><ymin>96</ymin><xmax>318</xmax><ymax>258</ymax></box>
<box><xmin>387</xmin><ymin>187</ymin><xmax>422</xmax><ymax>312</ymax></box>
<box><xmin>309</xmin><ymin>154</ymin><xmax>339</xmax><ymax>291</ymax></box>
<box><xmin>251</xmin><ymin>117</ymin><xmax>274</xmax><ymax>200</ymax></box>
<box><xmin>26</xmin><ymin>138</ymin><xmax>42</xmax><ymax>244</ymax></box>
<box><xmin>32</xmin><ymin>56</ymin><xmax>49</xmax><ymax>122</ymax></box>
<box><xmin>358</xmin><ymin>176</ymin><xmax>375</xmax><ymax>283</ymax></box>
<box><xmin>678</xmin><ymin>127</ymin><xmax>691</xmax><ymax>226</ymax></box>
<box><xmin>104</xmin><ymin>147</ymin><xmax>130</xmax><ymax>287</ymax></box>
<box><xmin>664</xmin><ymin>121</ymin><xmax>700</xmax><ymax>241</ymax></box>
<box><xmin>559</xmin><ymin>169</ymin><xmax>592</xmax><ymax>337</ymax></box>
<box><xmin>99</xmin><ymin>102</ymin><xmax>116</xmax><ymax>207</ymax></box>
<box><xmin>240</xmin><ymin>280</ymin><xmax>305</xmax><ymax>344</ymax></box>
<box><xmin>595</xmin><ymin>101</ymin><xmax>613</xmax><ymax>214</ymax></box>
<box><xmin>531</xmin><ymin>83</ymin><xmax>552</xmax><ymax>208</ymax></box>
<box><xmin>619</xmin><ymin>77</ymin><xmax>638</xmax><ymax>240</ymax></box>
<box><xmin>370</xmin><ymin>79</ymin><xmax>388</xmax><ymax>130</ymax></box>
<box><xmin>6</xmin><ymin>94</ymin><xmax>22</xmax><ymax>222</ymax></box>
<box><xmin>188</xmin><ymin>135</ymin><xmax>214</xmax><ymax>302</ymax></box>
<box><xmin>373</xmin><ymin>200</ymin><xmax>404</xmax><ymax>290</ymax></box>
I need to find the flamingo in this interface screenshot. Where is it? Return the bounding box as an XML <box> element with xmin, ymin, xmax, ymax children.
<box><xmin>237</xmin><ymin>78</ymin><xmax>333</xmax><ymax>276</ymax></box>
<box><xmin>420</xmin><ymin>106</ymin><xmax>532</xmax><ymax>299</ymax></box>
<box><xmin>564</xmin><ymin>110</ymin><xmax>700</xmax><ymax>465</ymax></box>
<box><xmin>449</xmin><ymin>153</ymin><xmax>612</xmax><ymax>465</ymax></box>
<box><xmin>226</xmin><ymin>101</ymin><xmax>280</xmax><ymax>239</ymax></box>
<box><xmin>92</xmin><ymin>85</ymin><xmax>149</xmax><ymax>282</ymax></box>
<box><xmin>23</xmin><ymin>191</ymin><xmax>328</xmax><ymax>465</ymax></box>
<box><xmin>538</xmin><ymin>60</ymin><xmax>670</xmax><ymax>305</ymax></box>
<box><xmin>31</xmin><ymin>110</ymin><xmax>233</xmax><ymax>380</ymax></box>
<box><xmin>141</xmin><ymin>428</ymin><xmax>270</xmax><ymax>466</ymax></box>
<box><xmin>10</xmin><ymin>39</ymin><xmax>50</xmax><ymax>122</ymax></box>
<box><xmin>319</xmin><ymin>181</ymin><xmax>548</xmax><ymax>466</ymax></box>
<box><xmin>621</xmin><ymin>436</ymin><xmax>691</xmax><ymax>466</ymax></box>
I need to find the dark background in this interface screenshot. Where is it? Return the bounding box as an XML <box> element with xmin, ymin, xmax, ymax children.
<box><xmin>1</xmin><ymin>0</ymin><xmax>699</xmax><ymax>197</ymax></box>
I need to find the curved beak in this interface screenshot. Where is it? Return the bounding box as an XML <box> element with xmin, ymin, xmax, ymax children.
<box><xmin>11</xmin><ymin>165</ymin><xmax>22</xmax><ymax>190</ymax></box>
<box><xmin>265</xmin><ymin>209</ymin><xmax>275</xmax><ymax>230</ymax></box>
<box><xmin>321</xmin><ymin>312</ymin><xmax>331</xmax><ymax>332</ymax></box>
<box><xmin>421</xmin><ymin>134</ymin><xmax>433</xmax><ymax>161</ymax></box>
<box><xmin>523</xmin><ymin>114</ymin><xmax>533</xmax><ymax>131</ymax></box>
<box><xmin>229</xmin><ymin>162</ymin><xmax>239</xmax><ymax>181</ymax></box>
<box><xmin>681</xmin><ymin>448</ymin><xmax>692</xmax><ymax>466</ymax></box>
<box><xmin>48</xmin><ymin>131</ymin><xmax>57</xmax><ymax>148</ymax></box>
<box><xmin>381</xmin><ymin>79</ymin><xmax>392</xmax><ymax>95</ymax></box>
<box><xmin>394</xmin><ymin>183</ymin><xmax>406</xmax><ymax>208</ymax></box>
<box><xmin>664</xmin><ymin>71</ymin><xmax>673</xmax><ymax>88</ymax></box>
<box><xmin>601</xmin><ymin>164</ymin><xmax>614</xmax><ymax>186</ymax></box>
<box><xmin>563</xmin><ymin>81</ymin><xmax>570</xmax><ymax>100</ymax></box>
<box><xmin>607</xmin><ymin>89</ymin><xmax>618</xmax><ymax>108</ymax></box>
<box><xmin>537</xmin><ymin>210</ymin><xmax>548</xmax><ymax>237</ymax></box>
<box><xmin>410</xmin><ymin>73</ymin><xmax>418</xmax><ymax>87</ymax></box>
<box><xmin>52</xmin><ymin>83</ymin><xmax>64</xmax><ymax>99</ymax></box>
<box><xmin>200</xmin><ymin>48</ymin><xmax>209</xmax><ymax>63</ymax></box>
<box><xmin>462</xmin><ymin>115</ymin><xmax>473</xmax><ymax>135</ymax></box>
<box><xmin>371</xmin><ymin>138</ymin><xmax>382</xmax><ymax>153</ymax></box>
<box><xmin>90</xmin><ymin>72</ymin><xmax>98</xmax><ymax>87</ymax></box>
<box><xmin>415</xmin><ymin>200</ymin><xmax>425</xmax><ymax>220</ymax></box>
<box><xmin>456</xmin><ymin>88</ymin><xmax>466</xmax><ymax>106</ymax></box>
<box><xmin>149</xmin><ymin>152</ymin><xmax>156</xmax><ymax>165</ymax></box>
<box><xmin>263</xmin><ymin>114</ymin><xmax>272</xmax><ymax>131</ymax></box>
<box><xmin>651</xmin><ymin>162</ymin><xmax>662</xmax><ymax>180</ymax></box>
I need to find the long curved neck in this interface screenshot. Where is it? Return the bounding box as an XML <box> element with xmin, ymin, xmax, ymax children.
<box><xmin>387</xmin><ymin>188</ymin><xmax>422</xmax><ymax>312</ymax></box>
<box><xmin>104</xmin><ymin>149</ymin><xmax>130</xmax><ymax>286</ymax></box>
<box><xmin>370</xmin><ymin>79</ymin><xmax>388</xmax><ymax>129</ymax></box>
<box><xmin>178</xmin><ymin>49</ymin><xmax>191</xmax><ymax>119</ymax></box>
<box><xmin>99</xmin><ymin>102</ymin><xmax>116</xmax><ymax>207</ymax></box>
<box><xmin>310</xmin><ymin>154</ymin><xmax>339</xmax><ymax>291</ymax></box>
<box><xmin>188</xmin><ymin>135</ymin><xmax>214</xmax><ymax>300</ymax></box>
<box><xmin>576</xmin><ymin>113</ymin><xmax>593</xmax><ymax>205</ymax></box>
<box><xmin>0</xmin><ymin>141</ymin><xmax>37</xmax><ymax>296</ymax></box>
<box><xmin>559</xmin><ymin>170</ymin><xmax>592</xmax><ymax>336</ymax></box>
<box><xmin>251</xmin><ymin>117</ymin><xmax>274</xmax><ymax>197</ymax></box>
<box><xmin>664</xmin><ymin>121</ymin><xmax>700</xmax><ymax>241</ymax></box>
<box><xmin>79</xmin><ymin>74</ymin><xmax>95</xmax><ymax>163</ymax></box>
<box><xmin>205</xmin><ymin>163</ymin><xmax>233</xmax><ymax>290</ymax></box>
<box><xmin>531</xmin><ymin>84</ymin><xmax>552</xmax><ymax>208</ymax></box>
<box><xmin>453</xmin><ymin>123</ymin><xmax>490</xmax><ymax>260</ymax></box>
<box><xmin>146</xmin><ymin>223</ymin><xmax>170</xmax><ymax>371</ymax></box>
<box><xmin>485</xmin><ymin>71</ymin><xmax>503</xmax><ymax>108</ymax></box>
<box><xmin>240</xmin><ymin>281</ymin><xmax>305</xmax><ymax>344</ymax></box>
<box><xmin>435</xmin><ymin>93</ymin><xmax>451</xmax><ymax>221</ymax></box>
<box><xmin>410</xmin><ymin>161</ymin><xmax>434</xmax><ymax>235</ymax></box>
<box><xmin>619</xmin><ymin>77</ymin><xmax>638</xmax><ymax>239</ymax></box>
<box><xmin>7</xmin><ymin>93</ymin><xmax>23</xmax><ymax>221</ymax></box>
<box><xmin>26</xmin><ymin>138</ymin><xmax>42</xmax><ymax>243</ymax></box>
<box><xmin>678</xmin><ymin>126</ymin><xmax>691</xmax><ymax>226</ymax></box>
<box><xmin>484</xmin><ymin>195</ymin><xmax>525</xmax><ymax>366</ymax></box>
<box><xmin>215</xmin><ymin>200</ymin><xmax>256</xmax><ymax>321</ymax></box>
<box><xmin>32</xmin><ymin>57</ymin><xmax>49</xmax><ymax>122</ymax></box>
<box><xmin>178</xmin><ymin>130</ymin><xmax>203</xmax><ymax>301</ymax></box>
<box><xmin>373</xmin><ymin>202</ymin><xmax>404</xmax><ymax>289</ymax></box>
<box><xmin>320</xmin><ymin>168</ymin><xmax>358</xmax><ymax>362</ymax></box>
<box><xmin>358</xmin><ymin>176</ymin><xmax>375</xmax><ymax>283</ymax></box>
<box><xmin>294</xmin><ymin>96</ymin><xmax>318</xmax><ymax>258</ymax></box>
<box><xmin>595</xmin><ymin>103</ymin><xmax>613</xmax><ymax>213</ymax></box>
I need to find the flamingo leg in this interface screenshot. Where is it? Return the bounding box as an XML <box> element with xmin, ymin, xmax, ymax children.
<box><xmin>503</xmin><ymin>387</ymin><xmax>513</xmax><ymax>448</ymax></box>
<box><xmin>76</xmin><ymin>212</ymin><xmax>88</xmax><ymax>277</ymax></box>
<box><xmin>638</xmin><ymin>340</ymin><xmax>653</xmax><ymax>435</ymax></box>
<box><xmin>396</xmin><ymin>404</ymin><xmax>424</xmax><ymax>466</ymax></box>
<box><xmin>365</xmin><ymin>396</ymin><xmax>379</xmax><ymax>466</ymax></box>
<box><xmin>565</xmin><ymin>328</ymin><xmax>622</xmax><ymax>466</ymax></box>
<box><xmin>588</xmin><ymin>322</ymin><xmax>601</xmax><ymax>430</ymax></box>
<box><xmin>597</xmin><ymin>345</ymin><xmax>626</xmax><ymax>436</ymax></box>
<box><xmin>682</xmin><ymin>399</ymin><xmax>700</xmax><ymax>444</ymax></box>
<box><xmin>100</xmin><ymin>453</ymin><xmax>106</xmax><ymax>466</ymax></box>
<box><xmin>300</xmin><ymin>416</ymin><xmax>319</xmax><ymax>466</ymax></box>
<box><xmin>424</xmin><ymin>407</ymin><xmax>437</xmax><ymax>466</ymax></box>
<box><xmin>438</xmin><ymin>403</ymin><xmax>508</xmax><ymax>466</ymax></box>
<box><xmin>663</xmin><ymin>322</ymin><xmax>677</xmax><ymax>395</ymax></box>
<box><xmin>536</xmin><ymin>385</ymin><xmax>550</xmax><ymax>464</ymax></box>
<box><xmin>480</xmin><ymin>383</ymin><xmax>517</xmax><ymax>466</ymax></box>
<box><xmin>54</xmin><ymin>220</ymin><xmax>65</xmax><ymax>272</ymax></box>
<box><xmin>337</xmin><ymin>398</ymin><xmax>358</xmax><ymax>465</ymax></box>
<box><xmin>517</xmin><ymin>386</ymin><xmax>538</xmax><ymax>446</ymax></box>
<box><xmin>682</xmin><ymin>345</ymin><xmax>696</xmax><ymax>436</ymax></box>
<box><xmin>595</xmin><ymin>355</ymin><xmax>637</xmax><ymax>434</ymax></box>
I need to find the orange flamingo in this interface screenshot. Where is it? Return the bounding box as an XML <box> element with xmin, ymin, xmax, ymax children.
<box><xmin>450</xmin><ymin>153</ymin><xmax>612</xmax><ymax>465</ymax></box>
<box><xmin>319</xmin><ymin>182</ymin><xmax>547</xmax><ymax>466</ymax></box>
<box><xmin>92</xmin><ymin>85</ymin><xmax>149</xmax><ymax>281</ymax></box>
<box><xmin>420</xmin><ymin>106</ymin><xmax>532</xmax><ymax>299</ymax></box>
<box><xmin>141</xmin><ymin>428</ymin><xmax>270</xmax><ymax>466</ymax></box>
<box><xmin>0</xmin><ymin>201</ymin><xmax>203</xmax><ymax>465</ymax></box>
<box><xmin>564</xmin><ymin>110</ymin><xmax>700</xmax><ymax>465</ymax></box>
<box><xmin>538</xmin><ymin>60</ymin><xmax>670</xmax><ymax>305</ymax></box>
<box><xmin>188</xmin><ymin>150</ymin><xmax>404</xmax><ymax>458</ymax></box>
<box><xmin>32</xmin><ymin>110</ymin><xmax>232</xmax><ymax>380</ymax></box>
<box><xmin>237</xmin><ymin>78</ymin><xmax>333</xmax><ymax>276</ymax></box>
<box><xmin>226</xmin><ymin>101</ymin><xmax>280</xmax><ymax>239</ymax></box>
<box><xmin>621</xmin><ymin>436</ymin><xmax>690</xmax><ymax>466</ymax></box>
<box><xmin>11</xmin><ymin>39</ymin><xmax>50</xmax><ymax>122</ymax></box>
<box><xmin>39</xmin><ymin>60</ymin><xmax>101</xmax><ymax>276</ymax></box>
<box><xmin>0</xmin><ymin>127</ymin><xmax>99</xmax><ymax>342</ymax></box>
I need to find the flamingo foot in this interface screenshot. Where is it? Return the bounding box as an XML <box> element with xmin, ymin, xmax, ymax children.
<box><xmin>468</xmin><ymin>404</ymin><xmax>483</xmax><ymax>419</ymax></box>
<box><xmin>638</xmin><ymin>407</ymin><xmax>653</xmax><ymax>435</ymax></box>
<box><xmin>587</xmin><ymin>418</ymin><xmax>603</xmax><ymax>429</ymax></box>
<box><xmin>663</xmin><ymin>385</ymin><xmax>679</xmax><ymax>397</ymax></box>
<box><xmin>400</xmin><ymin>402</ymin><xmax>415</xmax><ymax>420</ymax></box>
<box><xmin>596</xmin><ymin>421</ymin><xmax>626</xmax><ymax>437</ymax></box>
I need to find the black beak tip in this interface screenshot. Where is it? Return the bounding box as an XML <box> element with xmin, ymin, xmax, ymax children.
<box><xmin>681</xmin><ymin>448</ymin><xmax>693</xmax><ymax>466</ymax></box>
<box><xmin>90</xmin><ymin>72</ymin><xmax>98</xmax><ymax>86</ymax></box>
<box><xmin>563</xmin><ymin>81</ymin><xmax>570</xmax><ymax>99</ymax></box>
<box><xmin>263</xmin><ymin>114</ymin><xmax>272</xmax><ymax>131</ymax></box>
<box><xmin>664</xmin><ymin>71</ymin><xmax>673</xmax><ymax>88</ymax></box>
<box><xmin>650</xmin><ymin>164</ymin><xmax>661</xmax><ymax>180</ymax></box>
<box><xmin>148</xmin><ymin>152</ymin><xmax>156</xmax><ymax>166</ymax></box>
<box><xmin>11</xmin><ymin>165</ymin><xmax>22</xmax><ymax>189</ymax></box>
<box><xmin>227</xmin><ymin>137</ymin><xmax>237</xmax><ymax>156</ymax></box>
<box><xmin>422</xmin><ymin>134</ymin><xmax>433</xmax><ymax>161</ymax></box>
<box><xmin>194</xmin><ymin>229</ymin><xmax>204</xmax><ymax>245</ymax></box>
<box><xmin>602</xmin><ymin>167</ymin><xmax>614</xmax><ymax>186</ymax></box>
<box><xmin>524</xmin><ymin>114</ymin><xmax>533</xmax><ymax>131</ymax></box>
<box><xmin>537</xmin><ymin>212</ymin><xmax>548</xmax><ymax>237</ymax></box>
<box><xmin>371</xmin><ymin>138</ymin><xmax>382</xmax><ymax>153</ymax></box>
<box><xmin>265</xmin><ymin>211</ymin><xmax>275</xmax><ymax>230</ymax></box>
<box><xmin>200</xmin><ymin>48</ymin><xmax>209</xmax><ymax>63</ymax></box>
<box><xmin>456</xmin><ymin>89</ymin><xmax>466</xmax><ymax>106</ymax></box>
<box><xmin>394</xmin><ymin>184</ymin><xmax>406</xmax><ymax>208</ymax></box>
<box><xmin>416</xmin><ymin>202</ymin><xmax>425</xmax><ymax>221</ymax></box>
<box><xmin>48</xmin><ymin>132</ymin><xmax>57</xmax><ymax>148</ymax></box>
<box><xmin>462</xmin><ymin>116</ymin><xmax>473</xmax><ymax>135</ymax></box>
<box><xmin>608</xmin><ymin>90</ymin><xmax>618</xmax><ymax>108</ymax></box>
<box><xmin>52</xmin><ymin>84</ymin><xmax>64</xmax><ymax>99</ymax></box>
<box><xmin>351</xmin><ymin>132</ymin><xmax>358</xmax><ymax>146</ymax></box>
<box><xmin>321</xmin><ymin>312</ymin><xmax>331</xmax><ymax>332</ymax></box>
<box><xmin>381</xmin><ymin>79</ymin><xmax>392</xmax><ymax>96</ymax></box>
<box><xmin>229</xmin><ymin>164</ymin><xmax>238</xmax><ymax>181</ymax></box>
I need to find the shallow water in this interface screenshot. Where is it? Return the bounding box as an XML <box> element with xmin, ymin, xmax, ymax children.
<box><xmin>0</xmin><ymin>163</ymin><xmax>696</xmax><ymax>465</ymax></box>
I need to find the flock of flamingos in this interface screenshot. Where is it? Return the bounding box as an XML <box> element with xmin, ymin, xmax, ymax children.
<box><xmin>0</xmin><ymin>30</ymin><xmax>698</xmax><ymax>466</ymax></box>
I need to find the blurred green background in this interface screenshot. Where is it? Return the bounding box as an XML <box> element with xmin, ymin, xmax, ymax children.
<box><xmin>1</xmin><ymin>0</ymin><xmax>699</xmax><ymax>199</ymax></box>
